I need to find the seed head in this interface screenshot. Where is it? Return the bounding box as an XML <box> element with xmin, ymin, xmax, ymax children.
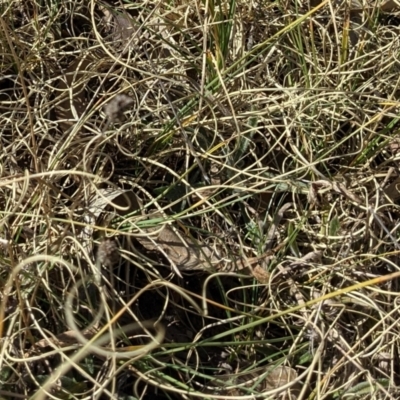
<box><xmin>103</xmin><ymin>94</ymin><xmax>134</xmax><ymax>122</ymax></box>
<box><xmin>97</xmin><ymin>238</ymin><xmax>119</xmax><ymax>267</ymax></box>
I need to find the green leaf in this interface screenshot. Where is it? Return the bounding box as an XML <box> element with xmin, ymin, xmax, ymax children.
<box><xmin>329</xmin><ymin>216</ymin><xmax>340</xmax><ymax>236</ymax></box>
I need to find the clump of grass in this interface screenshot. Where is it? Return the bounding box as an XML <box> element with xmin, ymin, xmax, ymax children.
<box><xmin>1</xmin><ymin>0</ymin><xmax>400</xmax><ymax>398</ymax></box>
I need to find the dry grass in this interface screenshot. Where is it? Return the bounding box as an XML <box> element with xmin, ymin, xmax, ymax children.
<box><xmin>1</xmin><ymin>0</ymin><xmax>400</xmax><ymax>398</ymax></box>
